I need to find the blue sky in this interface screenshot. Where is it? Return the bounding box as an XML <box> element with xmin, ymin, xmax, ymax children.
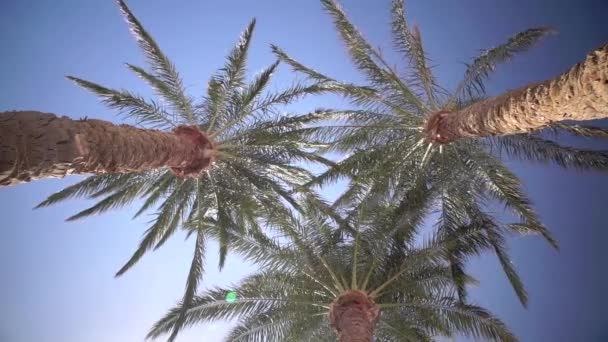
<box><xmin>1</xmin><ymin>0</ymin><xmax>607</xmax><ymax>341</ymax></box>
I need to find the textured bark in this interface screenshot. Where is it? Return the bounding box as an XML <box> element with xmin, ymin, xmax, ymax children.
<box><xmin>0</xmin><ymin>111</ymin><xmax>214</xmax><ymax>187</ymax></box>
<box><xmin>425</xmin><ymin>43</ymin><xmax>608</xmax><ymax>143</ymax></box>
<box><xmin>329</xmin><ymin>290</ymin><xmax>380</xmax><ymax>342</ymax></box>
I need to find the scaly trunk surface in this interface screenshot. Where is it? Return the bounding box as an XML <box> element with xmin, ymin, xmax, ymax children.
<box><xmin>329</xmin><ymin>290</ymin><xmax>380</xmax><ymax>342</ymax></box>
<box><xmin>0</xmin><ymin>111</ymin><xmax>214</xmax><ymax>187</ymax></box>
<box><xmin>426</xmin><ymin>43</ymin><xmax>608</xmax><ymax>143</ymax></box>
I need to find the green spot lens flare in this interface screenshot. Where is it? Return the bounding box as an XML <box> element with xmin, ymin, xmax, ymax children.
<box><xmin>225</xmin><ymin>291</ymin><xmax>237</xmax><ymax>303</ymax></box>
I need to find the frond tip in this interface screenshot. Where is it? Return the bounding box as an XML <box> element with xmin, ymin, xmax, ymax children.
<box><xmin>115</xmin><ymin>0</ymin><xmax>193</xmax><ymax>122</ymax></box>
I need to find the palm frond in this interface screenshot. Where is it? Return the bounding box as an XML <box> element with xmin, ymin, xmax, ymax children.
<box><xmin>115</xmin><ymin>179</ymin><xmax>193</xmax><ymax>277</ymax></box>
<box><xmin>217</xmin><ymin>201</ymin><xmax>233</xmax><ymax>270</ymax></box>
<box><xmin>390</xmin><ymin>0</ymin><xmax>438</xmax><ymax>107</ymax></box>
<box><xmin>152</xmin><ymin>181</ymin><xmax>194</xmax><ymax>250</ymax></box>
<box><xmin>550</xmin><ymin>122</ymin><xmax>608</xmax><ymax>139</ymax></box>
<box><xmin>35</xmin><ymin>173</ymin><xmax>140</xmax><ymax>208</ymax></box>
<box><xmin>321</xmin><ymin>0</ymin><xmax>426</xmax><ymax>113</ymax></box>
<box><xmin>125</xmin><ymin>64</ymin><xmax>194</xmax><ymax>123</ymax></box>
<box><xmin>490</xmin><ymin>134</ymin><xmax>608</xmax><ymax>172</ymax></box>
<box><xmin>489</xmin><ymin>231</ymin><xmax>528</xmax><ymax>307</ymax></box>
<box><xmin>254</xmin><ymin>81</ymin><xmax>335</xmax><ymax>111</ymax></box>
<box><xmin>321</xmin><ymin>0</ymin><xmax>390</xmax><ymax>86</ymax></box>
<box><xmin>453</xmin><ymin>27</ymin><xmax>554</xmax><ymax>100</ymax></box>
<box><xmin>148</xmin><ymin>272</ymin><xmax>326</xmax><ymax>339</ymax></box>
<box><xmin>116</xmin><ymin>0</ymin><xmax>193</xmax><ymax>122</ymax></box>
<box><xmin>212</xmin><ymin>60</ymin><xmax>280</xmax><ymax>138</ymax></box>
<box><xmin>271</xmin><ymin>45</ymin><xmax>334</xmax><ymax>82</ymax></box>
<box><xmin>206</xmin><ymin>19</ymin><xmax>256</xmax><ymax>131</ymax></box>
<box><xmin>380</xmin><ymin>298</ymin><xmax>517</xmax><ymax>342</ymax></box>
<box><xmin>220</xmin><ymin>19</ymin><xmax>256</xmax><ymax>90</ymax></box>
<box><xmin>66</xmin><ymin>76</ymin><xmax>174</xmax><ymax>129</ymax></box>
<box><xmin>462</xmin><ymin>148</ymin><xmax>558</xmax><ymax>248</ymax></box>
<box><xmin>65</xmin><ymin>179</ymin><xmax>147</xmax><ymax>221</ymax></box>
<box><xmin>167</xmin><ymin>229</ymin><xmax>206</xmax><ymax>342</ymax></box>
<box><xmin>225</xmin><ymin>312</ymin><xmax>293</xmax><ymax>342</ymax></box>
<box><xmin>378</xmin><ymin>315</ymin><xmax>433</xmax><ymax>342</ymax></box>
<box><xmin>133</xmin><ymin>171</ymin><xmax>176</xmax><ymax>218</ymax></box>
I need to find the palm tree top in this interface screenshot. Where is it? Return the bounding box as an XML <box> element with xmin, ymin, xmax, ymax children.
<box><xmin>149</xmin><ymin>201</ymin><xmax>517</xmax><ymax>341</ymax></box>
<box><xmin>267</xmin><ymin>0</ymin><xmax>608</xmax><ymax>308</ymax></box>
<box><xmin>34</xmin><ymin>1</ymin><xmax>333</xmax><ymax>340</ymax></box>
<box><xmin>274</xmin><ymin>0</ymin><xmax>608</xmax><ymax>171</ymax></box>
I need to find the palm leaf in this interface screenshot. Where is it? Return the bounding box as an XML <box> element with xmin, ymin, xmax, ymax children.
<box><xmin>66</xmin><ymin>76</ymin><xmax>174</xmax><ymax>129</ymax></box>
<box><xmin>271</xmin><ymin>45</ymin><xmax>334</xmax><ymax>82</ymax></box>
<box><xmin>550</xmin><ymin>122</ymin><xmax>608</xmax><ymax>139</ymax></box>
<box><xmin>206</xmin><ymin>19</ymin><xmax>256</xmax><ymax>131</ymax></box>
<box><xmin>116</xmin><ymin>0</ymin><xmax>193</xmax><ymax>122</ymax></box>
<box><xmin>35</xmin><ymin>173</ymin><xmax>140</xmax><ymax>208</ymax></box>
<box><xmin>212</xmin><ymin>60</ymin><xmax>280</xmax><ymax>138</ymax></box>
<box><xmin>380</xmin><ymin>298</ymin><xmax>517</xmax><ymax>342</ymax></box>
<box><xmin>125</xmin><ymin>64</ymin><xmax>193</xmax><ymax>123</ymax></box>
<box><xmin>115</xmin><ymin>179</ymin><xmax>193</xmax><ymax>277</ymax></box>
<box><xmin>453</xmin><ymin>27</ymin><xmax>554</xmax><ymax>100</ymax></box>
<box><xmin>65</xmin><ymin>179</ymin><xmax>147</xmax><ymax>221</ymax></box>
<box><xmin>390</xmin><ymin>0</ymin><xmax>438</xmax><ymax>107</ymax></box>
<box><xmin>321</xmin><ymin>0</ymin><xmax>426</xmax><ymax>112</ymax></box>
<box><xmin>489</xmin><ymin>232</ymin><xmax>528</xmax><ymax>307</ymax></box>
<box><xmin>492</xmin><ymin>134</ymin><xmax>608</xmax><ymax>171</ymax></box>
<box><xmin>167</xmin><ymin>228</ymin><xmax>206</xmax><ymax>341</ymax></box>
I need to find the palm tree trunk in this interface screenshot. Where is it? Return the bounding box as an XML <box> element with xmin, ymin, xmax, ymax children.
<box><xmin>329</xmin><ymin>290</ymin><xmax>380</xmax><ymax>342</ymax></box>
<box><xmin>426</xmin><ymin>43</ymin><xmax>608</xmax><ymax>143</ymax></box>
<box><xmin>0</xmin><ymin>111</ymin><xmax>214</xmax><ymax>187</ymax></box>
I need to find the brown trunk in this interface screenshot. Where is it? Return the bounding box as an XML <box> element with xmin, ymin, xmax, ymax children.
<box><xmin>329</xmin><ymin>290</ymin><xmax>380</xmax><ymax>342</ymax></box>
<box><xmin>0</xmin><ymin>111</ymin><xmax>214</xmax><ymax>187</ymax></box>
<box><xmin>425</xmin><ymin>43</ymin><xmax>608</xmax><ymax>143</ymax></box>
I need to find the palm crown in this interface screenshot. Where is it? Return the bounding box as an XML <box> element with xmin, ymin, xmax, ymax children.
<box><xmin>34</xmin><ymin>1</ymin><xmax>333</xmax><ymax>339</ymax></box>
<box><xmin>272</xmin><ymin>0</ymin><xmax>608</xmax><ymax>306</ymax></box>
<box><xmin>148</xmin><ymin>200</ymin><xmax>517</xmax><ymax>341</ymax></box>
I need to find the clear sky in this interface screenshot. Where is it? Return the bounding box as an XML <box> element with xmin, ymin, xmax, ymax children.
<box><xmin>1</xmin><ymin>0</ymin><xmax>607</xmax><ymax>341</ymax></box>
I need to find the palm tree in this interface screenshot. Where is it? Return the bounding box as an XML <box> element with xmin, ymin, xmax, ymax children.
<box><xmin>0</xmin><ymin>0</ymin><xmax>331</xmax><ymax>188</ymax></box>
<box><xmin>148</xmin><ymin>200</ymin><xmax>518</xmax><ymax>342</ymax></box>
<box><xmin>7</xmin><ymin>1</ymin><xmax>330</xmax><ymax>340</ymax></box>
<box><xmin>280</xmin><ymin>0</ymin><xmax>606</xmax><ymax>145</ymax></box>
<box><xmin>272</xmin><ymin>0</ymin><xmax>608</xmax><ymax>306</ymax></box>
